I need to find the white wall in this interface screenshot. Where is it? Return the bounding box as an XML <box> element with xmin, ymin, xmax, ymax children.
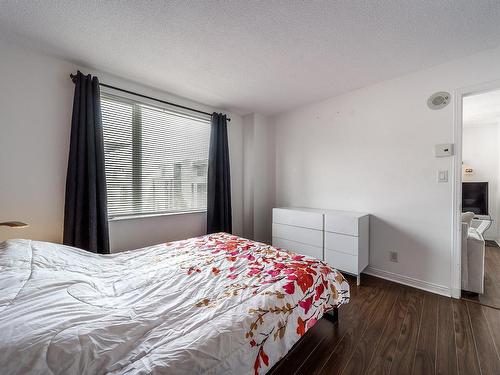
<box><xmin>242</xmin><ymin>113</ymin><xmax>275</xmax><ymax>243</ymax></box>
<box><xmin>0</xmin><ymin>38</ymin><xmax>74</xmax><ymax>243</ymax></box>
<box><xmin>242</xmin><ymin>115</ymin><xmax>255</xmax><ymax>239</ymax></box>
<box><xmin>274</xmin><ymin>46</ymin><xmax>500</xmax><ymax>295</ymax></box>
<box><xmin>462</xmin><ymin>125</ymin><xmax>499</xmax><ymax>240</ymax></box>
<box><xmin>253</xmin><ymin>114</ymin><xmax>275</xmax><ymax>243</ymax></box>
<box><xmin>0</xmin><ymin>37</ymin><xmax>244</xmax><ymax>251</ymax></box>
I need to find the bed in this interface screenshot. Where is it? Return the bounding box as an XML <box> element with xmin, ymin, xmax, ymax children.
<box><xmin>0</xmin><ymin>233</ymin><xmax>350</xmax><ymax>374</ymax></box>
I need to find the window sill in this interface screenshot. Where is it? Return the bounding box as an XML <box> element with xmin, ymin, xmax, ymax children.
<box><xmin>108</xmin><ymin>210</ymin><xmax>207</xmax><ymax>222</ymax></box>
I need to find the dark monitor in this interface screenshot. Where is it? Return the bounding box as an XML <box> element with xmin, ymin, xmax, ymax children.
<box><xmin>462</xmin><ymin>182</ymin><xmax>488</xmax><ymax>215</ymax></box>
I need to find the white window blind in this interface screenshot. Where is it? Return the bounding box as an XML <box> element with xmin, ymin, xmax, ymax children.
<box><xmin>101</xmin><ymin>92</ymin><xmax>211</xmax><ymax>219</ymax></box>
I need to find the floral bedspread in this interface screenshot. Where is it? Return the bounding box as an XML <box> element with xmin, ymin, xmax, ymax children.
<box><xmin>0</xmin><ymin>233</ymin><xmax>349</xmax><ymax>375</ymax></box>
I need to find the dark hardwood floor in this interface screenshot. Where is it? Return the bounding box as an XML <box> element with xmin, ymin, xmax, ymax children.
<box><xmin>462</xmin><ymin>245</ymin><xmax>500</xmax><ymax>310</ymax></box>
<box><xmin>270</xmin><ymin>274</ymin><xmax>500</xmax><ymax>375</ymax></box>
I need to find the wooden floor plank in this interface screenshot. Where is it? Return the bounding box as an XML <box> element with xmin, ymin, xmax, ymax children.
<box><xmin>365</xmin><ymin>285</ymin><xmax>412</xmax><ymax>374</ymax></box>
<box><xmin>267</xmin><ymin>319</ymin><xmax>331</xmax><ymax>375</ymax></box>
<box><xmin>467</xmin><ymin>302</ymin><xmax>500</xmax><ymax>375</ymax></box>
<box><xmin>452</xmin><ymin>299</ymin><xmax>481</xmax><ymax>375</ymax></box>
<box><xmin>272</xmin><ymin>275</ymin><xmax>500</xmax><ymax>375</ymax></box>
<box><xmin>436</xmin><ymin>296</ymin><xmax>458</xmax><ymax>375</ymax></box>
<box><xmin>482</xmin><ymin>305</ymin><xmax>500</xmax><ymax>359</ymax></box>
<box><xmin>340</xmin><ymin>283</ymin><xmax>401</xmax><ymax>374</ymax></box>
<box><xmin>388</xmin><ymin>288</ymin><xmax>424</xmax><ymax>375</ymax></box>
<box><xmin>268</xmin><ymin>276</ymin><xmax>363</xmax><ymax>375</ymax></box>
<box><xmin>311</xmin><ymin>276</ymin><xmax>387</xmax><ymax>375</ymax></box>
<box><xmin>412</xmin><ymin>292</ymin><xmax>438</xmax><ymax>375</ymax></box>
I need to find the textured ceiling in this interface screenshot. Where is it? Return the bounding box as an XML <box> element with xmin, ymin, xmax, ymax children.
<box><xmin>463</xmin><ymin>89</ymin><xmax>500</xmax><ymax>128</ymax></box>
<box><xmin>1</xmin><ymin>1</ymin><xmax>500</xmax><ymax>115</ymax></box>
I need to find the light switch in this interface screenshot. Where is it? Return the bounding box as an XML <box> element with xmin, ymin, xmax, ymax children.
<box><xmin>435</xmin><ymin>144</ymin><xmax>454</xmax><ymax>157</ymax></box>
<box><xmin>437</xmin><ymin>170</ymin><xmax>448</xmax><ymax>183</ymax></box>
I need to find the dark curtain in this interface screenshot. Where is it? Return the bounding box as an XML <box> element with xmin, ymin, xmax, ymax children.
<box><xmin>207</xmin><ymin>113</ymin><xmax>232</xmax><ymax>234</ymax></box>
<box><xmin>63</xmin><ymin>71</ymin><xmax>110</xmax><ymax>253</ymax></box>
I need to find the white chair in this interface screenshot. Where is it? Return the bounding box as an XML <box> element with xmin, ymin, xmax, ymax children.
<box><xmin>461</xmin><ymin>214</ymin><xmax>485</xmax><ymax>294</ymax></box>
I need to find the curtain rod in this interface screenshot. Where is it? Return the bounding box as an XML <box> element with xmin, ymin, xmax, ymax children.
<box><xmin>69</xmin><ymin>74</ymin><xmax>230</xmax><ymax>121</ymax></box>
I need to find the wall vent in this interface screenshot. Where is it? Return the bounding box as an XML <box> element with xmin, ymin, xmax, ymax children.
<box><xmin>427</xmin><ymin>91</ymin><xmax>451</xmax><ymax>110</ymax></box>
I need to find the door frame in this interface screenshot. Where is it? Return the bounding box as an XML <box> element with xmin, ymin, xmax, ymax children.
<box><xmin>451</xmin><ymin>79</ymin><xmax>500</xmax><ymax>299</ymax></box>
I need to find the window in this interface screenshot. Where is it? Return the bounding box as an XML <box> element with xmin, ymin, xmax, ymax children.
<box><xmin>101</xmin><ymin>92</ymin><xmax>211</xmax><ymax>219</ymax></box>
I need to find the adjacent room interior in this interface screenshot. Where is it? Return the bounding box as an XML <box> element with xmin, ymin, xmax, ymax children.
<box><xmin>461</xmin><ymin>88</ymin><xmax>500</xmax><ymax>309</ymax></box>
<box><xmin>1</xmin><ymin>1</ymin><xmax>500</xmax><ymax>374</ymax></box>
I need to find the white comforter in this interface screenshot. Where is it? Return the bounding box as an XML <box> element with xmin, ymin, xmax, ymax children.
<box><xmin>0</xmin><ymin>233</ymin><xmax>349</xmax><ymax>375</ymax></box>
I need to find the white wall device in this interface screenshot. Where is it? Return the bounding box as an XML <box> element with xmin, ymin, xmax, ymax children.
<box><xmin>435</xmin><ymin>143</ymin><xmax>454</xmax><ymax>157</ymax></box>
<box><xmin>427</xmin><ymin>91</ymin><xmax>451</xmax><ymax>110</ymax></box>
<box><xmin>437</xmin><ymin>170</ymin><xmax>448</xmax><ymax>183</ymax></box>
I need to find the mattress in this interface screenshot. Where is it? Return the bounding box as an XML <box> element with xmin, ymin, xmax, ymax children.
<box><xmin>0</xmin><ymin>233</ymin><xmax>350</xmax><ymax>374</ymax></box>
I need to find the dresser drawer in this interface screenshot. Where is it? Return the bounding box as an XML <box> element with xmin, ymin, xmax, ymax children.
<box><xmin>272</xmin><ymin>223</ymin><xmax>323</xmax><ymax>248</ymax></box>
<box><xmin>324</xmin><ymin>214</ymin><xmax>358</xmax><ymax>236</ymax></box>
<box><xmin>324</xmin><ymin>249</ymin><xmax>358</xmax><ymax>274</ymax></box>
<box><xmin>272</xmin><ymin>237</ymin><xmax>323</xmax><ymax>259</ymax></box>
<box><xmin>324</xmin><ymin>232</ymin><xmax>358</xmax><ymax>256</ymax></box>
<box><xmin>272</xmin><ymin>208</ymin><xmax>323</xmax><ymax>230</ymax></box>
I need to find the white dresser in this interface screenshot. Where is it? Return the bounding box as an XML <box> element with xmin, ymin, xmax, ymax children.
<box><xmin>272</xmin><ymin>207</ymin><xmax>369</xmax><ymax>285</ymax></box>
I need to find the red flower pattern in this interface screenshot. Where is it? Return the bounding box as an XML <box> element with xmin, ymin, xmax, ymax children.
<box><xmin>296</xmin><ymin>316</ymin><xmax>306</xmax><ymax>336</ymax></box>
<box><xmin>315</xmin><ymin>282</ymin><xmax>325</xmax><ymax>301</ymax></box>
<box><xmin>185</xmin><ymin>232</ymin><xmax>349</xmax><ymax>375</ymax></box>
<box><xmin>283</xmin><ymin>281</ymin><xmax>295</xmax><ymax>295</ymax></box>
<box><xmin>298</xmin><ymin>296</ymin><xmax>313</xmax><ymax>314</ymax></box>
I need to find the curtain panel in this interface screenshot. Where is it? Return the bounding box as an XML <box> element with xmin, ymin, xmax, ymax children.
<box><xmin>207</xmin><ymin>112</ymin><xmax>232</xmax><ymax>234</ymax></box>
<box><xmin>63</xmin><ymin>71</ymin><xmax>109</xmax><ymax>253</ymax></box>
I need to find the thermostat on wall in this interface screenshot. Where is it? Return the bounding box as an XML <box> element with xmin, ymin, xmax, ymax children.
<box><xmin>435</xmin><ymin>143</ymin><xmax>454</xmax><ymax>157</ymax></box>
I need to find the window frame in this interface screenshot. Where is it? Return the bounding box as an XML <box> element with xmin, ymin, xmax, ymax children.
<box><xmin>100</xmin><ymin>87</ymin><xmax>211</xmax><ymax>221</ymax></box>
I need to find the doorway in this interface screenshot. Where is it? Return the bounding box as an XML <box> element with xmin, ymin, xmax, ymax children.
<box><xmin>454</xmin><ymin>84</ymin><xmax>500</xmax><ymax>309</ymax></box>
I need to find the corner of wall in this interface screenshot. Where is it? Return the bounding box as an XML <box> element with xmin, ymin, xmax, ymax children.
<box><xmin>242</xmin><ymin>113</ymin><xmax>276</xmax><ymax>243</ymax></box>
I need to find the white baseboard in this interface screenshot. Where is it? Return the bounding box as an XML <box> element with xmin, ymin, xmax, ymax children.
<box><xmin>363</xmin><ymin>266</ymin><xmax>451</xmax><ymax>297</ymax></box>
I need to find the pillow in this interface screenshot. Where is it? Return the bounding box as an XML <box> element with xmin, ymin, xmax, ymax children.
<box><xmin>462</xmin><ymin>211</ymin><xmax>475</xmax><ymax>226</ymax></box>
